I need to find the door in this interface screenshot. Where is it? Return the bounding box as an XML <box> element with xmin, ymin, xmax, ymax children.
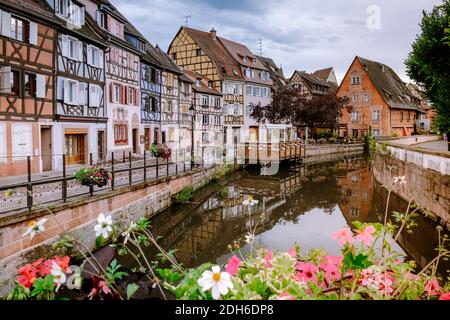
<box><xmin>65</xmin><ymin>134</ymin><xmax>86</xmax><ymax>165</ymax></box>
<box><xmin>144</xmin><ymin>128</ymin><xmax>151</xmax><ymax>151</ymax></box>
<box><xmin>154</xmin><ymin>128</ymin><xmax>159</xmax><ymax>144</ymax></box>
<box><xmin>40</xmin><ymin>127</ymin><xmax>52</xmax><ymax>171</ymax></box>
<box><xmin>97</xmin><ymin>131</ymin><xmax>105</xmax><ymax>163</ymax></box>
<box><xmin>249</xmin><ymin>126</ymin><xmax>259</xmax><ymax>143</ymax></box>
<box><xmin>132</xmin><ymin>129</ymin><xmax>138</xmax><ymax>154</ymax></box>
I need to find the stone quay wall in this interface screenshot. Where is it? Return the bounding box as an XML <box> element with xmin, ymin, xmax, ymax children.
<box><xmin>304</xmin><ymin>143</ymin><xmax>365</xmax><ymax>158</ymax></box>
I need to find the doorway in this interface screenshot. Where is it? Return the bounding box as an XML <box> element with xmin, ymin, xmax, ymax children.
<box><xmin>40</xmin><ymin>127</ymin><xmax>52</xmax><ymax>171</ymax></box>
<box><xmin>144</xmin><ymin>128</ymin><xmax>151</xmax><ymax>151</ymax></box>
<box><xmin>132</xmin><ymin>128</ymin><xmax>138</xmax><ymax>154</ymax></box>
<box><xmin>97</xmin><ymin>130</ymin><xmax>105</xmax><ymax>163</ymax></box>
<box><xmin>249</xmin><ymin>126</ymin><xmax>259</xmax><ymax>143</ymax></box>
<box><xmin>154</xmin><ymin>128</ymin><xmax>160</xmax><ymax>144</ymax></box>
<box><xmin>65</xmin><ymin>134</ymin><xmax>86</xmax><ymax>165</ymax></box>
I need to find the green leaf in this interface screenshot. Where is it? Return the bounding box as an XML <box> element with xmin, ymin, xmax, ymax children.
<box><xmin>127</xmin><ymin>283</ymin><xmax>140</xmax><ymax>300</ymax></box>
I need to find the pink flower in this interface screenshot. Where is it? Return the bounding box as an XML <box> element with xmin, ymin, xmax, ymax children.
<box><xmin>324</xmin><ymin>256</ymin><xmax>343</xmax><ymax>266</ymax></box>
<box><xmin>425</xmin><ymin>279</ymin><xmax>440</xmax><ymax>296</ymax></box>
<box><xmin>276</xmin><ymin>292</ymin><xmax>295</xmax><ymax>300</ymax></box>
<box><xmin>320</xmin><ymin>256</ymin><xmax>343</xmax><ymax>284</ymax></box>
<box><xmin>225</xmin><ymin>256</ymin><xmax>241</xmax><ymax>276</ymax></box>
<box><xmin>439</xmin><ymin>292</ymin><xmax>450</xmax><ymax>300</ymax></box>
<box><xmin>264</xmin><ymin>250</ymin><xmax>273</xmax><ymax>268</ymax></box>
<box><xmin>332</xmin><ymin>228</ymin><xmax>354</xmax><ymax>247</ymax></box>
<box><xmin>296</xmin><ymin>262</ymin><xmax>318</xmax><ymax>284</ymax></box>
<box><xmin>287</xmin><ymin>248</ymin><xmax>297</xmax><ymax>258</ymax></box>
<box><xmin>355</xmin><ymin>225</ymin><xmax>376</xmax><ymax>246</ymax></box>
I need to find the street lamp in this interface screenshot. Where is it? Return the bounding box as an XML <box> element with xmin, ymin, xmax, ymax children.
<box><xmin>189</xmin><ymin>104</ymin><xmax>195</xmax><ymax>168</ymax></box>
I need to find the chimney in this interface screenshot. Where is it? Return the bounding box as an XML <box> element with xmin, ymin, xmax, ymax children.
<box><xmin>210</xmin><ymin>28</ymin><xmax>217</xmax><ymax>40</ymax></box>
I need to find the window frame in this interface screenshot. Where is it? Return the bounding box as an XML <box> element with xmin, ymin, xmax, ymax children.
<box><xmin>24</xmin><ymin>73</ymin><xmax>36</xmax><ymax>98</ymax></box>
<box><xmin>10</xmin><ymin>16</ymin><xmax>29</xmax><ymax>43</ymax></box>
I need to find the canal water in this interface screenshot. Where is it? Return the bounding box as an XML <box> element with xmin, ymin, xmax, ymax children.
<box><xmin>123</xmin><ymin>154</ymin><xmax>450</xmax><ymax>279</ymax></box>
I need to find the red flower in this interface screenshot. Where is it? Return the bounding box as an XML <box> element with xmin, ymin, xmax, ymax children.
<box><xmin>439</xmin><ymin>292</ymin><xmax>450</xmax><ymax>300</ymax></box>
<box><xmin>17</xmin><ymin>264</ymin><xmax>38</xmax><ymax>288</ymax></box>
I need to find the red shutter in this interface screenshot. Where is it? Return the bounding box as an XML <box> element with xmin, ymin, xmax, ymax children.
<box><xmin>122</xmin><ymin>86</ymin><xmax>127</xmax><ymax>105</ymax></box>
<box><xmin>135</xmin><ymin>89</ymin><xmax>139</xmax><ymax>106</ymax></box>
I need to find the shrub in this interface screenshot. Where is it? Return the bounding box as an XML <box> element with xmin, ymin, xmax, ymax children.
<box><xmin>176</xmin><ymin>186</ymin><xmax>194</xmax><ymax>203</ymax></box>
<box><xmin>74</xmin><ymin>165</ymin><xmax>111</xmax><ymax>188</ymax></box>
<box><xmin>151</xmin><ymin>144</ymin><xmax>171</xmax><ymax>160</ymax></box>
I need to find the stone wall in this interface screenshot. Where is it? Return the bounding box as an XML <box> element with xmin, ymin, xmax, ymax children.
<box><xmin>373</xmin><ymin>153</ymin><xmax>450</xmax><ymax>230</ymax></box>
<box><xmin>304</xmin><ymin>143</ymin><xmax>364</xmax><ymax>157</ymax></box>
<box><xmin>0</xmin><ymin>165</ymin><xmax>225</xmax><ymax>295</ymax></box>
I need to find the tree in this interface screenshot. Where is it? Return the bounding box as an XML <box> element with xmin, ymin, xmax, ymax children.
<box><xmin>405</xmin><ymin>0</ymin><xmax>450</xmax><ymax>134</ymax></box>
<box><xmin>250</xmin><ymin>86</ymin><xmax>352</xmax><ymax>137</ymax></box>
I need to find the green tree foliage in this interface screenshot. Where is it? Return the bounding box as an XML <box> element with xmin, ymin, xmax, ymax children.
<box><xmin>405</xmin><ymin>1</ymin><xmax>450</xmax><ymax>132</ymax></box>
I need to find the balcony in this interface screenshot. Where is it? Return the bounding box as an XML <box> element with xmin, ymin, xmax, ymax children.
<box><xmin>225</xmin><ymin>115</ymin><xmax>244</xmax><ymax>125</ymax></box>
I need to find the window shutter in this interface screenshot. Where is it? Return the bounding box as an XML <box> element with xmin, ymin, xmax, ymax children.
<box><xmin>61</xmin><ymin>35</ymin><xmax>68</xmax><ymax>57</ymax></box>
<box><xmin>86</xmin><ymin>45</ymin><xmax>92</xmax><ymax>66</ymax></box>
<box><xmin>63</xmin><ymin>78</ymin><xmax>70</xmax><ymax>103</ymax></box>
<box><xmin>109</xmin><ymin>83</ymin><xmax>114</xmax><ymax>103</ymax></box>
<box><xmin>0</xmin><ymin>124</ymin><xmax>6</xmax><ymax>160</ymax></box>
<box><xmin>78</xmin><ymin>82</ymin><xmax>86</xmax><ymax>105</ymax></box>
<box><xmin>134</xmin><ymin>89</ymin><xmax>139</xmax><ymax>106</ymax></box>
<box><xmin>56</xmin><ymin>77</ymin><xmax>64</xmax><ymax>100</ymax></box>
<box><xmin>1</xmin><ymin>11</ymin><xmax>11</xmax><ymax>37</ymax></box>
<box><xmin>36</xmin><ymin>74</ymin><xmax>46</xmax><ymax>99</ymax></box>
<box><xmin>0</xmin><ymin>66</ymin><xmax>11</xmax><ymax>94</ymax></box>
<box><xmin>122</xmin><ymin>86</ymin><xmax>127</xmax><ymax>104</ymax></box>
<box><xmin>80</xmin><ymin>6</ymin><xmax>85</xmax><ymax>25</ymax></box>
<box><xmin>99</xmin><ymin>50</ymin><xmax>104</xmax><ymax>69</ymax></box>
<box><xmin>78</xmin><ymin>41</ymin><xmax>83</xmax><ymax>62</ymax></box>
<box><xmin>89</xmin><ymin>84</ymin><xmax>99</xmax><ymax>107</ymax></box>
<box><xmin>13</xmin><ymin>125</ymin><xmax>32</xmax><ymax>158</ymax></box>
<box><xmin>29</xmin><ymin>22</ymin><xmax>38</xmax><ymax>46</ymax></box>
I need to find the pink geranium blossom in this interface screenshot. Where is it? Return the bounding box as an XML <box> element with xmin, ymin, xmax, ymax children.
<box><xmin>439</xmin><ymin>292</ymin><xmax>450</xmax><ymax>300</ymax></box>
<box><xmin>296</xmin><ymin>262</ymin><xmax>318</xmax><ymax>284</ymax></box>
<box><xmin>320</xmin><ymin>256</ymin><xmax>343</xmax><ymax>284</ymax></box>
<box><xmin>332</xmin><ymin>228</ymin><xmax>354</xmax><ymax>247</ymax></box>
<box><xmin>355</xmin><ymin>226</ymin><xmax>376</xmax><ymax>246</ymax></box>
<box><xmin>287</xmin><ymin>248</ymin><xmax>297</xmax><ymax>258</ymax></box>
<box><xmin>264</xmin><ymin>250</ymin><xmax>273</xmax><ymax>268</ymax></box>
<box><xmin>226</xmin><ymin>256</ymin><xmax>241</xmax><ymax>276</ymax></box>
<box><xmin>425</xmin><ymin>279</ymin><xmax>440</xmax><ymax>296</ymax></box>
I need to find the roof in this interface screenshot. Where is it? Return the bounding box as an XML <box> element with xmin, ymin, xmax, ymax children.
<box><xmin>183</xmin><ymin>69</ymin><xmax>222</xmax><ymax>96</ymax></box>
<box><xmin>154</xmin><ymin>45</ymin><xmax>182</xmax><ymax>74</ymax></box>
<box><xmin>291</xmin><ymin>70</ymin><xmax>331</xmax><ymax>87</ymax></box>
<box><xmin>313</xmin><ymin>67</ymin><xmax>334</xmax><ymax>81</ymax></box>
<box><xmin>256</xmin><ymin>55</ymin><xmax>286</xmax><ymax>89</ymax></box>
<box><xmin>181</xmin><ymin>27</ymin><xmax>244</xmax><ymax>81</ymax></box>
<box><xmin>356</xmin><ymin>56</ymin><xmax>424</xmax><ymax>112</ymax></box>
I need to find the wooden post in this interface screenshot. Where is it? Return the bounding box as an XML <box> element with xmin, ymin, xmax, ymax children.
<box><xmin>128</xmin><ymin>151</ymin><xmax>132</xmax><ymax>186</ymax></box>
<box><xmin>62</xmin><ymin>155</ymin><xmax>67</xmax><ymax>202</ymax></box>
<box><xmin>27</xmin><ymin>156</ymin><xmax>33</xmax><ymax>210</ymax></box>
<box><xmin>111</xmin><ymin>152</ymin><xmax>115</xmax><ymax>191</ymax></box>
<box><xmin>143</xmin><ymin>151</ymin><xmax>147</xmax><ymax>182</ymax></box>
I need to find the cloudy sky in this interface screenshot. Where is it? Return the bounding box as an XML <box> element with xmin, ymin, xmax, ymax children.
<box><xmin>112</xmin><ymin>0</ymin><xmax>442</xmax><ymax>83</ymax></box>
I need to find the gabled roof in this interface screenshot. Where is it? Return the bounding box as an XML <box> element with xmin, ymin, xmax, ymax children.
<box><xmin>256</xmin><ymin>55</ymin><xmax>286</xmax><ymax>89</ymax></box>
<box><xmin>179</xmin><ymin>27</ymin><xmax>244</xmax><ymax>81</ymax></box>
<box><xmin>183</xmin><ymin>69</ymin><xmax>222</xmax><ymax>96</ymax></box>
<box><xmin>355</xmin><ymin>56</ymin><xmax>423</xmax><ymax>112</ymax></box>
<box><xmin>313</xmin><ymin>67</ymin><xmax>334</xmax><ymax>81</ymax></box>
<box><xmin>154</xmin><ymin>45</ymin><xmax>182</xmax><ymax>74</ymax></box>
<box><xmin>291</xmin><ymin>70</ymin><xmax>331</xmax><ymax>88</ymax></box>
<box><xmin>218</xmin><ymin>38</ymin><xmax>266</xmax><ymax>70</ymax></box>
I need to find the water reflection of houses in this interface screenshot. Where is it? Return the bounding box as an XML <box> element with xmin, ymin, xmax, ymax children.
<box><xmin>336</xmin><ymin>159</ymin><xmax>375</xmax><ymax>224</ymax></box>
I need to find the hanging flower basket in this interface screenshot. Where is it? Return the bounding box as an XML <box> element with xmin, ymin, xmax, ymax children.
<box><xmin>74</xmin><ymin>165</ymin><xmax>111</xmax><ymax>188</ymax></box>
<box><xmin>151</xmin><ymin>144</ymin><xmax>172</xmax><ymax>160</ymax></box>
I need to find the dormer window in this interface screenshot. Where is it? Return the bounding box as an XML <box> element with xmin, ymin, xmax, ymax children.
<box><xmin>195</xmin><ymin>79</ymin><xmax>201</xmax><ymax>87</ymax></box>
<box><xmin>96</xmin><ymin>11</ymin><xmax>106</xmax><ymax>29</ymax></box>
<box><xmin>55</xmin><ymin>0</ymin><xmax>68</xmax><ymax>17</ymax></box>
<box><xmin>221</xmin><ymin>66</ymin><xmax>227</xmax><ymax>74</ymax></box>
<box><xmin>351</xmin><ymin>76</ymin><xmax>361</xmax><ymax>85</ymax></box>
<box><xmin>208</xmin><ymin>81</ymin><xmax>213</xmax><ymax>89</ymax></box>
<box><xmin>245</xmin><ymin>68</ymin><xmax>253</xmax><ymax>78</ymax></box>
<box><xmin>260</xmin><ymin>71</ymin><xmax>269</xmax><ymax>81</ymax></box>
<box><xmin>56</xmin><ymin>0</ymin><xmax>84</xmax><ymax>26</ymax></box>
<box><xmin>196</xmin><ymin>49</ymin><xmax>202</xmax><ymax>56</ymax></box>
<box><xmin>243</xmin><ymin>56</ymin><xmax>248</xmax><ymax>63</ymax></box>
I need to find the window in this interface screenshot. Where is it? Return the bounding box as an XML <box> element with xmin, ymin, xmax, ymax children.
<box><xmin>254</xmin><ymin>87</ymin><xmax>260</xmax><ymax>97</ymax></box>
<box><xmin>11</xmin><ymin>16</ymin><xmax>28</xmax><ymax>42</ymax></box>
<box><xmin>167</xmin><ymin>101</ymin><xmax>172</xmax><ymax>112</ymax></box>
<box><xmin>350</xmin><ymin>208</ymin><xmax>360</xmax><ymax>217</ymax></box>
<box><xmin>213</xmin><ymin>97</ymin><xmax>220</xmax><ymax>108</ymax></box>
<box><xmin>171</xmin><ymin>52</ymin><xmax>177</xmax><ymax>60</ymax></box>
<box><xmin>208</xmin><ymin>81</ymin><xmax>213</xmax><ymax>89</ymax></box>
<box><xmin>65</xmin><ymin>80</ymin><xmax>77</xmax><ymax>104</ymax></box>
<box><xmin>407</xmin><ymin>113</ymin><xmax>411</xmax><ymax>122</ymax></box>
<box><xmin>10</xmin><ymin>70</ymin><xmax>19</xmax><ymax>95</ymax></box>
<box><xmin>260</xmin><ymin>71</ymin><xmax>269</xmax><ymax>81</ymax></box>
<box><xmin>351</xmin><ymin>175</ymin><xmax>359</xmax><ymax>183</ymax></box>
<box><xmin>195</xmin><ymin>79</ymin><xmax>201</xmax><ymax>87</ymax></box>
<box><xmin>24</xmin><ymin>73</ymin><xmax>36</xmax><ymax>97</ymax></box>
<box><xmin>352</xmin><ymin>95</ymin><xmax>359</xmax><ymax>103</ymax></box>
<box><xmin>351</xmin><ymin>76</ymin><xmax>361</xmax><ymax>85</ymax></box>
<box><xmin>246</xmin><ymin>104</ymin><xmax>254</xmax><ymax>117</ymax></box>
<box><xmin>245</xmin><ymin>68</ymin><xmax>253</xmax><ymax>78</ymax></box>
<box><xmin>168</xmin><ymin>128</ymin><xmax>174</xmax><ymax>142</ymax></box>
<box><xmin>69</xmin><ymin>3</ymin><xmax>82</xmax><ymax>26</ymax></box>
<box><xmin>246</xmin><ymin>85</ymin><xmax>252</xmax><ymax>95</ymax></box>
<box><xmin>196</xmin><ymin>49</ymin><xmax>202</xmax><ymax>56</ymax></box>
<box><xmin>372</xmin><ymin>110</ymin><xmax>381</xmax><ymax>121</ymax></box>
<box><xmin>400</xmin><ymin>112</ymin><xmax>404</xmax><ymax>122</ymax></box>
<box><xmin>89</xmin><ymin>84</ymin><xmax>100</xmax><ymax>107</ymax></box>
<box><xmin>372</xmin><ymin>129</ymin><xmax>381</xmax><ymax>136</ymax></box>
<box><xmin>234</xmin><ymin>104</ymin><xmax>241</xmax><ymax>116</ymax></box>
<box><xmin>96</xmin><ymin>11</ymin><xmax>105</xmax><ymax>29</ymax></box>
<box><xmin>114</xmin><ymin>124</ymin><xmax>128</xmax><ymax>145</ymax></box>
<box><xmin>364</xmin><ymin>94</ymin><xmax>369</xmax><ymax>102</ymax></box>
<box><xmin>214</xmin><ymin>115</ymin><xmax>220</xmax><ymax>125</ymax></box>
<box><xmin>202</xmin><ymin>114</ymin><xmax>209</xmax><ymax>125</ymax></box>
<box><xmin>232</xmin><ymin>85</ymin><xmax>239</xmax><ymax>95</ymax></box>
<box><xmin>112</xmin><ymin>84</ymin><xmax>121</xmax><ymax>103</ymax></box>
<box><xmin>351</xmin><ymin>111</ymin><xmax>360</xmax><ymax>122</ymax></box>
<box><xmin>68</xmin><ymin>37</ymin><xmax>79</xmax><ymax>60</ymax></box>
<box><xmin>261</xmin><ymin>87</ymin><xmax>268</xmax><ymax>97</ymax></box>
<box><xmin>56</xmin><ymin>0</ymin><xmax>68</xmax><ymax>16</ymax></box>
<box><xmin>201</xmin><ymin>95</ymin><xmax>208</xmax><ymax>107</ymax></box>
<box><xmin>202</xmin><ymin>132</ymin><xmax>209</xmax><ymax>143</ymax></box>
<box><xmin>87</xmin><ymin>45</ymin><xmax>102</xmax><ymax>67</ymax></box>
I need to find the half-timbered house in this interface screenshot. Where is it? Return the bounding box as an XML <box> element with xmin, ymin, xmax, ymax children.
<box><xmin>80</xmin><ymin>0</ymin><xmax>141</xmax><ymax>158</ymax></box>
<box><xmin>168</xmin><ymin>27</ymin><xmax>245</xmax><ymax>160</ymax></box>
<box><xmin>46</xmin><ymin>0</ymin><xmax>108</xmax><ymax>167</ymax></box>
<box><xmin>0</xmin><ymin>0</ymin><xmax>55</xmax><ymax>176</ymax></box>
<box><xmin>183</xmin><ymin>69</ymin><xmax>223</xmax><ymax>164</ymax></box>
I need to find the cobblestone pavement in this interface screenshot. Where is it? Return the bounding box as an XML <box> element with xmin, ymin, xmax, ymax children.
<box><xmin>415</xmin><ymin>140</ymin><xmax>449</xmax><ymax>152</ymax></box>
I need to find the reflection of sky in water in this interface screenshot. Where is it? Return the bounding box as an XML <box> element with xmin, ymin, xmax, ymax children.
<box><xmin>217</xmin><ymin>204</ymin><xmax>405</xmax><ymax>265</ymax></box>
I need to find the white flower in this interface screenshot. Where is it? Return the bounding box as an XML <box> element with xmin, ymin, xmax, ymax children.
<box><xmin>198</xmin><ymin>266</ymin><xmax>233</xmax><ymax>300</ymax></box>
<box><xmin>50</xmin><ymin>262</ymin><xmax>67</xmax><ymax>292</ymax></box>
<box><xmin>242</xmin><ymin>196</ymin><xmax>259</xmax><ymax>207</ymax></box>
<box><xmin>22</xmin><ymin>219</ymin><xmax>47</xmax><ymax>239</ymax></box>
<box><xmin>121</xmin><ymin>221</ymin><xmax>137</xmax><ymax>244</ymax></box>
<box><xmin>393</xmin><ymin>176</ymin><xmax>406</xmax><ymax>185</ymax></box>
<box><xmin>94</xmin><ymin>214</ymin><xmax>113</xmax><ymax>239</ymax></box>
<box><xmin>244</xmin><ymin>232</ymin><xmax>255</xmax><ymax>244</ymax></box>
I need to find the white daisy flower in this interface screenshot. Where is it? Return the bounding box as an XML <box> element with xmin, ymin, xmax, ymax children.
<box><xmin>50</xmin><ymin>262</ymin><xmax>67</xmax><ymax>292</ymax></box>
<box><xmin>22</xmin><ymin>219</ymin><xmax>47</xmax><ymax>240</ymax></box>
<box><xmin>244</xmin><ymin>232</ymin><xmax>256</xmax><ymax>244</ymax></box>
<box><xmin>94</xmin><ymin>213</ymin><xmax>113</xmax><ymax>239</ymax></box>
<box><xmin>198</xmin><ymin>266</ymin><xmax>233</xmax><ymax>300</ymax></box>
